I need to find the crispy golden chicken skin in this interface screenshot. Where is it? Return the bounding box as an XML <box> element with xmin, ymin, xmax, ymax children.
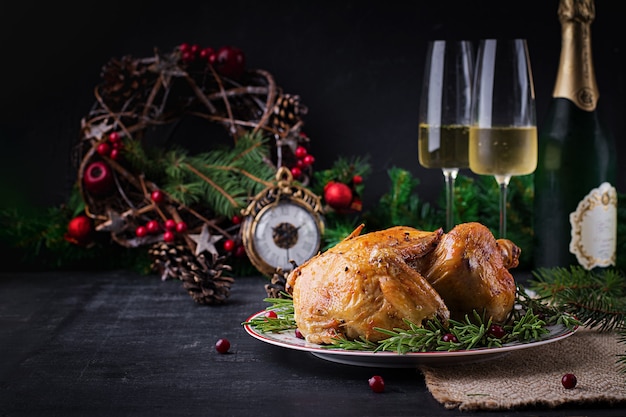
<box><xmin>286</xmin><ymin>222</ymin><xmax>520</xmax><ymax>345</ymax></box>
<box><xmin>419</xmin><ymin>222</ymin><xmax>519</xmax><ymax>323</ymax></box>
<box><xmin>286</xmin><ymin>225</ymin><xmax>449</xmax><ymax>344</ymax></box>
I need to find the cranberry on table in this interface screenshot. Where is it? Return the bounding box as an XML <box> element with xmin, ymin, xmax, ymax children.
<box><xmin>215</xmin><ymin>338</ymin><xmax>231</xmax><ymax>354</ymax></box>
<box><xmin>561</xmin><ymin>373</ymin><xmax>577</xmax><ymax>389</ymax></box>
<box><xmin>368</xmin><ymin>375</ymin><xmax>385</xmax><ymax>393</ymax></box>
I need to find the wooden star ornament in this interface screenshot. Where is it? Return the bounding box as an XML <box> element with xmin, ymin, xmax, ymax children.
<box><xmin>189</xmin><ymin>224</ymin><xmax>223</xmax><ymax>259</ymax></box>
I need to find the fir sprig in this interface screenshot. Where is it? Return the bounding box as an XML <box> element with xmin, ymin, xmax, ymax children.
<box><xmin>530</xmin><ymin>266</ymin><xmax>626</xmax><ymax>331</ymax></box>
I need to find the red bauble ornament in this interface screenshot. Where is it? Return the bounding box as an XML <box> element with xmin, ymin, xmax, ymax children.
<box><xmin>65</xmin><ymin>215</ymin><xmax>93</xmax><ymax>245</ymax></box>
<box><xmin>215</xmin><ymin>46</ymin><xmax>245</xmax><ymax>79</ymax></box>
<box><xmin>323</xmin><ymin>182</ymin><xmax>353</xmax><ymax>209</ymax></box>
<box><xmin>83</xmin><ymin>161</ymin><xmax>114</xmax><ymax>196</ymax></box>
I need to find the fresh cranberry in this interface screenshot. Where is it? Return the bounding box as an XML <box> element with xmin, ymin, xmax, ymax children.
<box><xmin>442</xmin><ymin>333</ymin><xmax>458</xmax><ymax>343</ymax></box>
<box><xmin>352</xmin><ymin>175</ymin><xmax>363</xmax><ymax>185</ymax></box>
<box><xmin>264</xmin><ymin>310</ymin><xmax>278</xmax><ymax>319</ymax></box>
<box><xmin>164</xmin><ymin>219</ymin><xmax>177</xmax><ymax>231</ymax></box>
<box><xmin>488</xmin><ymin>324</ymin><xmax>506</xmax><ymax>339</ymax></box>
<box><xmin>295</xmin><ymin>328</ymin><xmax>304</xmax><ymax>339</ymax></box>
<box><xmin>215</xmin><ymin>338</ymin><xmax>230</xmax><ymax>354</ymax></box>
<box><xmin>368</xmin><ymin>375</ymin><xmax>385</xmax><ymax>393</ymax></box>
<box><xmin>231</xmin><ymin>215</ymin><xmax>242</xmax><ymax>225</ymax></box>
<box><xmin>561</xmin><ymin>373</ymin><xmax>577</xmax><ymax>389</ymax></box>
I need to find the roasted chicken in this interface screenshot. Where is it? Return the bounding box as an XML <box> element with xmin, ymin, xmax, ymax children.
<box><xmin>417</xmin><ymin>222</ymin><xmax>519</xmax><ymax>323</ymax></box>
<box><xmin>286</xmin><ymin>222</ymin><xmax>520</xmax><ymax>345</ymax></box>
<box><xmin>286</xmin><ymin>225</ymin><xmax>449</xmax><ymax>344</ymax></box>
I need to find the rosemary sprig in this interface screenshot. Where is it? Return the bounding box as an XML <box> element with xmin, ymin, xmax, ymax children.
<box><xmin>243</xmin><ymin>287</ymin><xmax>579</xmax><ymax>353</ymax></box>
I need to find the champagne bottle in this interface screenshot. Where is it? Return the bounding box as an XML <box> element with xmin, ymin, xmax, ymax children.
<box><xmin>533</xmin><ymin>0</ymin><xmax>617</xmax><ymax>270</ymax></box>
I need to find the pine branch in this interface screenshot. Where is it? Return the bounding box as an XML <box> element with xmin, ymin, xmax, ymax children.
<box><xmin>530</xmin><ymin>267</ymin><xmax>626</xmax><ymax>331</ymax></box>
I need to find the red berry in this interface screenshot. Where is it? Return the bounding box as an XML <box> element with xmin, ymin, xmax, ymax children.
<box><xmin>96</xmin><ymin>142</ymin><xmax>111</xmax><ymax>156</ymax></box>
<box><xmin>353</xmin><ymin>175</ymin><xmax>363</xmax><ymax>185</ymax></box>
<box><xmin>302</xmin><ymin>154</ymin><xmax>315</xmax><ymax>166</ymax></box>
<box><xmin>163</xmin><ymin>230</ymin><xmax>175</xmax><ymax>242</ymax></box>
<box><xmin>561</xmin><ymin>373</ymin><xmax>577</xmax><ymax>389</ymax></box>
<box><xmin>442</xmin><ymin>333</ymin><xmax>458</xmax><ymax>343</ymax></box>
<box><xmin>231</xmin><ymin>215</ymin><xmax>242</xmax><ymax>225</ymax></box>
<box><xmin>290</xmin><ymin>166</ymin><xmax>302</xmax><ymax>179</ymax></box>
<box><xmin>109</xmin><ymin>148</ymin><xmax>120</xmax><ymax>160</ymax></box>
<box><xmin>215</xmin><ymin>46</ymin><xmax>245</xmax><ymax>79</ymax></box>
<box><xmin>234</xmin><ymin>245</ymin><xmax>246</xmax><ymax>258</ymax></box>
<box><xmin>179</xmin><ymin>42</ymin><xmax>191</xmax><ymax>52</ymax></box>
<box><xmin>223</xmin><ymin>239</ymin><xmax>236</xmax><ymax>252</ymax></box>
<box><xmin>108</xmin><ymin>131</ymin><xmax>121</xmax><ymax>143</ymax></box>
<box><xmin>295</xmin><ymin>328</ymin><xmax>304</xmax><ymax>339</ymax></box>
<box><xmin>368</xmin><ymin>375</ymin><xmax>385</xmax><ymax>393</ymax></box>
<box><xmin>146</xmin><ymin>220</ymin><xmax>160</xmax><ymax>234</ymax></box>
<box><xmin>151</xmin><ymin>190</ymin><xmax>165</xmax><ymax>204</ymax></box>
<box><xmin>215</xmin><ymin>338</ymin><xmax>230</xmax><ymax>354</ymax></box>
<box><xmin>295</xmin><ymin>146</ymin><xmax>308</xmax><ymax>159</ymax></box>
<box><xmin>181</xmin><ymin>51</ymin><xmax>194</xmax><ymax>62</ymax></box>
<box><xmin>135</xmin><ymin>225</ymin><xmax>148</xmax><ymax>237</ymax></box>
<box><xmin>264</xmin><ymin>310</ymin><xmax>278</xmax><ymax>319</ymax></box>
<box><xmin>488</xmin><ymin>324</ymin><xmax>506</xmax><ymax>339</ymax></box>
<box><xmin>175</xmin><ymin>221</ymin><xmax>188</xmax><ymax>233</ymax></box>
<box><xmin>164</xmin><ymin>219</ymin><xmax>177</xmax><ymax>231</ymax></box>
<box><xmin>199</xmin><ymin>47</ymin><xmax>216</xmax><ymax>62</ymax></box>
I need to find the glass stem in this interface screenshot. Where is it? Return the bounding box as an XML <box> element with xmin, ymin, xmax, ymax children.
<box><xmin>495</xmin><ymin>175</ymin><xmax>511</xmax><ymax>238</ymax></box>
<box><xmin>442</xmin><ymin>168</ymin><xmax>459</xmax><ymax>232</ymax></box>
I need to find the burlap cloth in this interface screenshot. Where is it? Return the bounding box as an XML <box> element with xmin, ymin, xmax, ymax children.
<box><xmin>420</xmin><ymin>328</ymin><xmax>626</xmax><ymax>411</ymax></box>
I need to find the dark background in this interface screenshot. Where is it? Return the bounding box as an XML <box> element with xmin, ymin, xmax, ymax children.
<box><xmin>0</xmin><ymin>0</ymin><xmax>623</xmax><ymax>211</ymax></box>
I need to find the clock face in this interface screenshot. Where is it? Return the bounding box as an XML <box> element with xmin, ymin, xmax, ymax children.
<box><xmin>250</xmin><ymin>201</ymin><xmax>322</xmax><ymax>272</ymax></box>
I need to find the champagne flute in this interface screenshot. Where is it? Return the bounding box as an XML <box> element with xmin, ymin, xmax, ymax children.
<box><xmin>418</xmin><ymin>40</ymin><xmax>474</xmax><ymax>231</ymax></box>
<box><xmin>469</xmin><ymin>39</ymin><xmax>537</xmax><ymax>238</ymax></box>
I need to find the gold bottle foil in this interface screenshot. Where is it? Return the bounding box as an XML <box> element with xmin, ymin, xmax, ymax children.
<box><xmin>553</xmin><ymin>0</ymin><xmax>599</xmax><ymax>111</ymax></box>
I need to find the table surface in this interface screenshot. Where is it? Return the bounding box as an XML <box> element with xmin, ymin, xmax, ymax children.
<box><xmin>1</xmin><ymin>270</ymin><xmax>625</xmax><ymax>417</ymax></box>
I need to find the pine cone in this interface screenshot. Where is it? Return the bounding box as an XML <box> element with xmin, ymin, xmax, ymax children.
<box><xmin>264</xmin><ymin>268</ymin><xmax>289</xmax><ymax>298</ymax></box>
<box><xmin>149</xmin><ymin>242</ymin><xmax>234</xmax><ymax>305</ymax></box>
<box><xmin>270</xmin><ymin>94</ymin><xmax>307</xmax><ymax>133</ymax></box>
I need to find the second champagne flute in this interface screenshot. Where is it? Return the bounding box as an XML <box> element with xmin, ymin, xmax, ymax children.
<box><xmin>469</xmin><ymin>39</ymin><xmax>537</xmax><ymax>238</ymax></box>
<box><xmin>418</xmin><ymin>40</ymin><xmax>474</xmax><ymax>231</ymax></box>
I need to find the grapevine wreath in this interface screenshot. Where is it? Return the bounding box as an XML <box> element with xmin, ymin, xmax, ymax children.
<box><xmin>71</xmin><ymin>42</ymin><xmax>330</xmax><ymax>305</ymax></box>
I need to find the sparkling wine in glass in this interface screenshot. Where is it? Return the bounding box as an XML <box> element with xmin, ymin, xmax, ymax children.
<box><xmin>418</xmin><ymin>40</ymin><xmax>474</xmax><ymax>231</ymax></box>
<box><xmin>469</xmin><ymin>39</ymin><xmax>537</xmax><ymax>238</ymax></box>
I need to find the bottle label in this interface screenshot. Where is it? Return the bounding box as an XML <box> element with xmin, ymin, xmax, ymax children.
<box><xmin>569</xmin><ymin>182</ymin><xmax>617</xmax><ymax>269</ymax></box>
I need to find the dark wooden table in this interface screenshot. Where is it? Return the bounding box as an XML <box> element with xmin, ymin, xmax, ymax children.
<box><xmin>1</xmin><ymin>270</ymin><xmax>624</xmax><ymax>417</ymax></box>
